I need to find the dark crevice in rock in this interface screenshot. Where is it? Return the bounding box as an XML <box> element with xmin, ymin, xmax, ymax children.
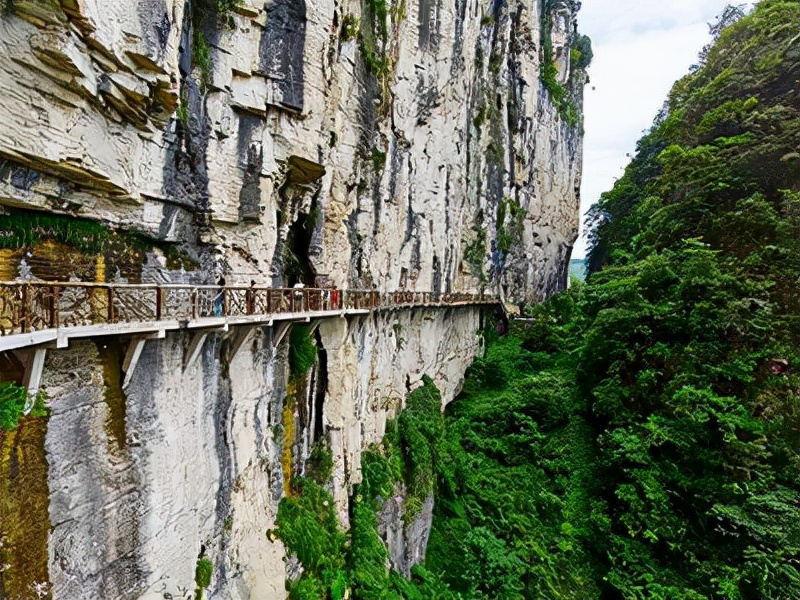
<box><xmin>0</xmin><ymin>160</ymin><xmax>41</xmax><ymax>191</ymax></box>
<box><xmin>431</xmin><ymin>254</ymin><xmax>441</xmax><ymax>294</ymax></box>
<box><xmin>450</xmin><ymin>0</ymin><xmax>468</xmax><ymax>76</ymax></box>
<box><xmin>259</xmin><ymin>0</ymin><xmax>307</xmax><ymax>112</ymax></box>
<box><xmin>418</xmin><ymin>0</ymin><xmax>442</xmax><ymax>51</ymax></box>
<box><xmin>345</xmin><ymin>209</ymin><xmax>363</xmax><ymax>285</ymax></box>
<box><xmin>209</xmin><ymin>336</ymin><xmax>234</xmax><ymax>592</ymax></box>
<box><xmin>285</xmin><ymin>211</ymin><xmax>316</xmax><ymax>286</ymax></box>
<box><xmin>403</xmin><ymin>159</ymin><xmax>416</xmax><ymax>246</ymax></box>
<box><xmin>136</xmin><ymin>0</ymin><xmax>170</xmax><ymax>67</ymax></box>
<box><xmin>312</xmin><ymin>335</ymin><xmax>327</xmax><ymax>444</ymax></box>
<box><xmin>270</xmin><ymin>157</ymin><xmax>325</xmax><ymax>285</ymax></box>
<box><xmin>237</xmin><ymin>113</ymin><xmax>264</xmax><ymax>223</ymax></box>
<box><xmin>414</xmin><ymin>70</ymin><xmax>440</xmax><ymax>126</ymax></box>
<box><xmin>163</xmin><ymin>1</ymin><xmax>214</xmax><ymax>269</ymax></box>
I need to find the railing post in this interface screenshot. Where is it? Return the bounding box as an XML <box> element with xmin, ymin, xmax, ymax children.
<box><xmin>222</xmin><ymin>288</ymin><xmax>228</xmax><ymax>317</ymax></box>
<box><xmin>107</xmin><ymin>286</ymin><xmax>114</xmax><ymax>322</ymax></box>
<box><xmin>155</xmin><ymin>286</ymin><xmax>162</xmax><ymax>320</ymax></box>
<box><xmin>192</xmin><ymin>289</ymin><xmax>198</xmax><ymax>319</ymax></box>
<box><xmin>266</xmin><ymin>289</ymin><xmax>272</xmax><ymax>313</ymax></box>
<box><xmin>49</xmin><ymin>285</ymin><xmax>57</xmax><ymax>328</ymax></box>
<box><xmin>21</xmin><ymin>283</ymin><xmax>29</xmax><ymax>333</ymax></box>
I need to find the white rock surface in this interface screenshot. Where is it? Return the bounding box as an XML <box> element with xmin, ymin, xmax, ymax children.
<box><xmin>37</xmin><ymin>308</ymin><xmax>481</xmax><ymax>599</ymax></box>
<box><xmin>0</xmin><ymin>0</ymin><xmax>584</xmax><ymax>300</ymax></box>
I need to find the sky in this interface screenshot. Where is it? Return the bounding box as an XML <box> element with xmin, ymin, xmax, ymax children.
<box><xmin>573</xmin><ymin>1</ymin><xmax>758</xmax><ymax>257</ymax></box>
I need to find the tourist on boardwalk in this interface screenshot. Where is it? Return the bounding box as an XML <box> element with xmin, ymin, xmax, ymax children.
<box><xmin>293</xmin><ymin>281</ymin><xmax>305</xmax><ymax>311</ymax></box>
<box><xmin>246</xmin><ymin>280</ymin><xmax>256</xmax><ymax>315</ymax></box>
<box><xmin>214</xmin><ymin>276</ymin><xmax>226</xmax><ymax>316</ymax></box>
<box><xmin>331</xmin><ymin>284</ymin><xmax>340</xmax><ymax>310</ymax></box>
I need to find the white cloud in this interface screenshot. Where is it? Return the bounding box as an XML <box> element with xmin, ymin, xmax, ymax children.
<box><xmin>572</xmin><ymin>1</ymin><xmax>758</xmax><ymax>257</ymax></box>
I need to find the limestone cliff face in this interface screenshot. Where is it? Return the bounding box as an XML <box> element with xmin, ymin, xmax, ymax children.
<box><xmin>30</xmin><ymin>309</ymin><xmax>481</xmax><ymax>599</ymax></box>
<box><xmin>0</xmin><ymin>0</ymin><xmax>585</xmax><ymax>598</ymax></box>
<box><xmin>0</xmin><ymin>0</ymin><xmax>584</xmax><ymax>301</ymax></box>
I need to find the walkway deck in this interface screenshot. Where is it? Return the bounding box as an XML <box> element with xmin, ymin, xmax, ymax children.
<box><xmin>0</xmin><ymin>282</ymin><xmax>498</xmax><ymax>352</ymax></box>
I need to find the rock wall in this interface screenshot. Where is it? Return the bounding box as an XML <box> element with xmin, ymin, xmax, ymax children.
<box><xmin>29</xmin><ymin>307</ymin><xmax>481</xmax><ymax>599</ymax></box>
<box><xmin>0</xmin><ymin>0</ymin><xmax>585</xmax><ymax>301</ymax></box>
<box><xmin>0</xmin><ymin>0</ymin><xmax>586</xmax><ymax>597</ymax></box>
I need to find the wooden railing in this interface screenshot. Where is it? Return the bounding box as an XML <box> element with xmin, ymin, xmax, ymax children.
<box><xmin>0</xmin><ymin>282</ymin><xmax>496</xmax><ymax>336</ymax></box>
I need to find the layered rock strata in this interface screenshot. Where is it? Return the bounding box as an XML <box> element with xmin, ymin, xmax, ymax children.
<box><xmin>0</xmin><ymin>0</ymin><xmax>584</xmax><ymax>301</ymax></box>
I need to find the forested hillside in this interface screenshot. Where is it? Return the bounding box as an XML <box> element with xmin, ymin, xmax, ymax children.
<box><xmin>425</xmin><ymin>1</ymin><xmax>800</xmax><ymax>598</ymax></box>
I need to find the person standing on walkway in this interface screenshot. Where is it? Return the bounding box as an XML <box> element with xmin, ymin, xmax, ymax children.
<box><xmin>214</xmin><ymin>276</ymin><xmax>226</xmax><ymax>316</ymax></box>
<box><xmin>246</xmin><ymin>280</ymin><xmax>256</xmax><ymax>315</ymax></box>
<box><xmin>293</xmin><ymin>281</ymin><xmax>305</xmax><ymax>312</ymax></box>
<box><xmin>331</xmin><ymin>284</ymin><xmax>340</xmax><ymax>310</ymax></box>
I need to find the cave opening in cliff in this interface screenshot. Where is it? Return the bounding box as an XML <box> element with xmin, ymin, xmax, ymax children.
<box><xmin>278</xmin><ymin>157</ymin><xmax>326</xmax><ymax>287</ymax></box>
<box><xmin>284</xmin><ymin>213</ymin><xmax>316</xmax><ymax>287</ymax></box>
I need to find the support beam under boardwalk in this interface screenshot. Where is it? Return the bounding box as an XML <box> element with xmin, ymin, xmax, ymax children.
<box><xmin>15</xmin><ymin>346</ymin><xmax>47</xmax><ymax>397</ymax></box>
<box><xmin>122</xmin><ymin>331</ymin><xmax>165</xmax><ymax>389</ymax></box>
<box><xmin>185</xmin><ymin>332</ymin><xmax>208</xmax><ymax>370</ymax></box>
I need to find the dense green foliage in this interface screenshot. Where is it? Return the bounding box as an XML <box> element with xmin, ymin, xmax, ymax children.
<box><xmin>427</xmin><ymin>327</ymin><xmax>603</xmax><ymax>599</ymax></box>
<box><xmin>587</xmin><ymin>0</ymin><xmax>800</xmax><ymax>275</ymax></box>
<box><xmin>306</xmin><ymin>441</ymin><xmax>334</xmax><ymax>485</ymax></box>
<box><xmin>424</xmin><ymin>3</ymin><xmax>800</xmax><ymax>598</ymax></box>
<box><xmin>195</xmin><ymin>557</ymin><xmax>212</xmax><ymax>589</ymax></box>
<box><xmin>0</xmin><ymin>382</ymin><xmax>27</xmax><ymax>431</ymax></box>
<box><xmin>274</xmin><ymin>378</ymin><xmax>459</xmax><ymax>599</ymax></box>
<box><xmin>397</xmin><ymin>377</ymin><xmax>445</xmax><ymax>519</ymax></box>
<box><xmin>0</xmin><ymin>383</ymin><xmax>48</xmax><ymax>431</ymax></box>
<box><xmin>289</xmin><ymin>324</ymin><xmax>318</xmax><ymax>380</ymax></box>
<box><xmin>429</xmin><ymin>243</ymin><xmax>800</xmax><ymax>598</ymax></box>
<box><xmin>276</xmin><ymin>477</ymin><xmax>347</xmax><ymax>595</ymax></box>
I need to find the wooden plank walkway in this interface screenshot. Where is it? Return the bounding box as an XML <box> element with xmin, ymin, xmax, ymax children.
<box><xmin>0</xmin><ymin>282</ymin><xmax>499</xmax><ymax>352</ymax></box>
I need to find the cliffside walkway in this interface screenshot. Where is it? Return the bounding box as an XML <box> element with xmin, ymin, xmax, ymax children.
<box><xmin>0</xmin><ymin>281</ymin><xmax>498</xmax><ymax>391</ymax></box>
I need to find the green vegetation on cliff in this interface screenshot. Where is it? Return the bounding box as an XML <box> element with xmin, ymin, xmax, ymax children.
<box><xmin>274</xmin><ymin>377</ymin><xmax>459</xmax><ymax>600</ymax></box>
<box><xmin>540</xmin><ymin>1</ymin><xmax>589</xmax><ymax>127</ymax></box>
<box><xmin>0</xmin><ymin>383</ymin><xmax>48</xmax><ymax>432</ymax></box>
